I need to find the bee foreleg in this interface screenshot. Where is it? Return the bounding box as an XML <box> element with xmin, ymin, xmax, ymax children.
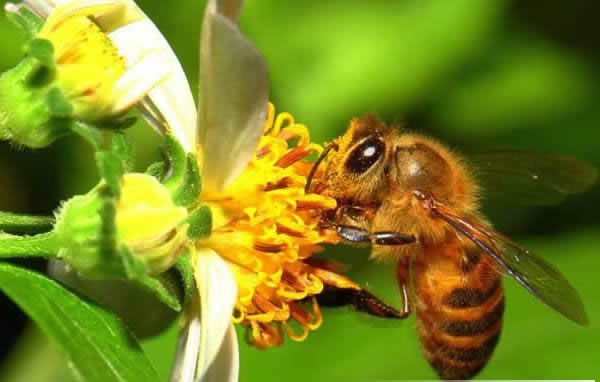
<box><xmin>335</xmin><ymin>225</ymin><xmax>416</xmax><ymax>246</ymax></box>
<box><xmin>372</xmin><ymin>231</ymin><xmax>416</xmax><ymax>245</ymax></box>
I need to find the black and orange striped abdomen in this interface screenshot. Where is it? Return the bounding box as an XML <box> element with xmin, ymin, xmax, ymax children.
<box><xmin>413</xmin><ymin>241</ymin><xmax>504</xmax><ymax>380</ymax></box>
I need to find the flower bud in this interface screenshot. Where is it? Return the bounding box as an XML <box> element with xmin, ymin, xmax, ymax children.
<box><xmin>0</xmin><ymin>1</ymin><xmax>169</xmax><ymax>148</ymax></box>
<box><xmin>55</xmin><ymin>173</ymin><xmax>189</xmax><ymax>278</ymax></box>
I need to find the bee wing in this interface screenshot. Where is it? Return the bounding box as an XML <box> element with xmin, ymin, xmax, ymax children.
<box><xmin>468</xmin><ymin>151</ymin><xmax>597</xmax><ymax>205</ymax></box>
<box><xmin>198</xmin><ymin>0</ymin><xmax>270</xmax><ymax>193</ymax></box>
<box><xmin>432</xmin><ymin>202</ymin><xmax>588</xmax><ymax>325</ymax></box>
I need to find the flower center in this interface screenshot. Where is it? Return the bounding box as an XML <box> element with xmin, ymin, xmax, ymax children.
<box><xmin>201</xmin><ymin>104</ymin><xmax>361</xmax><ymax>348</ymax></box>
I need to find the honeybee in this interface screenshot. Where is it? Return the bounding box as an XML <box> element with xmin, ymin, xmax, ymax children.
<box><xmin>306</xmin><ymin>115</ymin><xmax>597</xmax><ymax>380</ymax></box>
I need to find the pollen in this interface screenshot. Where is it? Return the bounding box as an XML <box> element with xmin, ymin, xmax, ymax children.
<box><xmin>202</xmin><ymin>104</ymin><xmax>361</xmax><ymax>348</ymax></box>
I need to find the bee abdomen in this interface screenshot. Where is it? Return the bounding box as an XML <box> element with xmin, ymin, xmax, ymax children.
<box><xmin>416</xmin><ymin>277</ymin><xmax>504</xmax><ymax>380</ymax></box>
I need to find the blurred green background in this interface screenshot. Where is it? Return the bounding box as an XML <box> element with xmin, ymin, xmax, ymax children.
<box><xmin>1</xmin><ymin>0</ymin><xmax>599</xmax><ymax>380</ymax></box>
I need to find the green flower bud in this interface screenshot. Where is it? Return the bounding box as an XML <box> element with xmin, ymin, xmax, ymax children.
<box><xmin>55</xmin><ymin>173</ymin><xmax>189</xmax><ymax>278</ymax></box>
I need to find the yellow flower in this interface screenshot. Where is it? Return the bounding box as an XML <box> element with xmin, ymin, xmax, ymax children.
<box><xmin>130</xmin><ymin>1</ymin><xmax>361</xmax><ymax>381</ymax></box>
<box><xmin>203</xmin><ymin>102</ymin><xmax>354</xmax><ymax>349</ymax></box>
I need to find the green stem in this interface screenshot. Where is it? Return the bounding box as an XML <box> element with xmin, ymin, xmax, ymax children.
<box><xmin>0</xmin><ymin>212</ymin><xmax>54</xmax><ymax>234</ymax></box>
<box><xmin>0</xmin><ymin>232</ymin><xmax>59</xmax><ymax>258</ymax></box>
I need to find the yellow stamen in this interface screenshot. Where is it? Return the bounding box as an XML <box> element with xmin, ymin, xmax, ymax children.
<box><xmin>201</xmin><ymin>103</ymin><xmax>363</xmax><ymax>347</ymax></box>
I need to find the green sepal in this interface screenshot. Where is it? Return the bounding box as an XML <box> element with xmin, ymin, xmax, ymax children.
<box><xmin>0</xmin><ymin>211</ymin><xmax>54</xmax><ymax>234</ymax></box>
<box><xmin>120</xmin><ymin>246</ymin><xmax>181</xmax><ymax>311</ymax></box>
<box><xmin>0</xmin><ymin>57</ymin><xmax>71</xmax><ymax>148</ymax></box>
<box><xmin>71</xmin><ymin>121</ymin><xmax>107</xmax><ymax>149</ymax></box>
<box><xmin>174</xmin><ymin>252</ymin><xmax>195</xmax><ymax>307</ymax></box>
<box><xmin>111</xmin><ymin>132</ymin><xmax>134</xmax><ymax>172</ymax></box>
<box><xmin>21</xmin><ymin>39</ymin><xmax>56</xmax><ymax>88</ymax></box>
<box><xmin>186</xmin><ymin>205</ymin><xmax>212</xmax><ymax>240</ymax></box>
<box><xmin>4</xmin><ymin>3</ymin><xmax>44</xmax><ymax>38</ymax></box>
<box><xmin>135</xmin><ymin>272</ymin><xmax>182</xmax><ymax>312</ymax></box>
<box><xmin>95</xmin><ymin>116</ymin><xmax>137</xmax><ymax>131</ymax></box>
<box><xmin>120</xmin><ymin>245</ymin><xmax>149</xmax><ymax>279</ymax></box>
<box><xmin>46</xmin><ymin>87</ymin><xmax>73</xmax><ymax>116</ymax></box>
<box><xmin>55</xmin><ymin>182</ymin><xmax>124</xmax><ymax>278</ymax></box>
<box><xmin>161</xmin><ymin>134</ymin><xmax>188</xmax><ymax>190</ymax></box>
<box><xmin>146</xmin><ymin>161</ymin><xmax>167</xmax><ymax>181</ymax></box>
<box><xmin>24</xmin><ymin>38</ymin><xmax>55</xmax><ymax>70</ymax></box>
<box><xmin>156</xmin><ymin>134</ymin><xmax>202</xmax><ymax>207</ymax></box>
<box><xmin>172</xmin><ymin>154</ymin><xmax>202</xmax><ymax>207</ymax></box>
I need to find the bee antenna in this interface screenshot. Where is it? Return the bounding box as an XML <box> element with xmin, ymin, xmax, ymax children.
<box><xmin>305</xmin><ymin>142</ymin><xmax>338</xmax><ymax>194</ymax></box>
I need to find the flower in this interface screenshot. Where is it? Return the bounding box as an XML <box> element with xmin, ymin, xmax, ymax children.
<box><xmin>1</xmin><ymin>0</ymin><xmax>195</xmax><ymax>149</ymax></box>
<box><xmin>166</xmin><ymin>1</ymin><xmax>374</xmax><ymax>381</ymax></box>
<box><xmin>204</xmin><ymin>102</ymin><xmax>355</xmax><ymax>349</ymax></box>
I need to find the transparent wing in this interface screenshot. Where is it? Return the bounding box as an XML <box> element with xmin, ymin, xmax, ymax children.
<box><xmin>432</xmin><ymin>201</ymin><xmax>588</xmax><ymax>325</ymax></box>
<box><xmin>468</xmin><ymin>151</ymin><xmax>597</xmax><ymax>205</ymax></box>
<box><xmin>198</xmin><ymin>0</ymin><xmax>269</xmax><ymax>193</ymax></box>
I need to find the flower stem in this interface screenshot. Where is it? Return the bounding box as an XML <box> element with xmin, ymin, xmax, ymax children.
<box><xmin>0</xmin><ymin>212</ymin><xmax>54</xmax><ymax>234</ymax></box>
<box><xmin>0</xmin><ymin>232</ymin><xmax>59</xmax><ymax>258</ymax></box>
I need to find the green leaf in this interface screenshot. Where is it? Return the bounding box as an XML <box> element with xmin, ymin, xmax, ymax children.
<box><xmin>0</xmin><ymin>263</ymin><xmax>160</xmax><ymax>382</ymax></box>
<box><xmin>0</xmin><ymin>232</ymin><xmax>59</xmax><ymax>258</ymax></box>
<box><xmin>0</xmin><ymin>211</ymin><xmax>54</xmax><ymax>234</ymax></box>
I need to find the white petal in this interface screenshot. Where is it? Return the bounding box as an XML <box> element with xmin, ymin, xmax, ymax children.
<box><xmin>200</xmin><ymin>323</ymin><xmax>239</xmax><ymax>382</ymax></box>
<box><xmin>28</xmin><ymin>0</ymin><xmax>145</xmax><ymax>31</ymax></box>
<box><xmin>109</xmin><ymin>18</ymin><xmax>197</xmax><ymax>152</ymax></box>
<box><xmin>194</xmin><ymin>248</ymin><xmax>238</xmax><ymax>381</ymax></box>
<box><xmin>23</xmin><ymin>0</ymin><xmax>54</xmax><ymax>17</ymax></box>
<box><xmin>198</xmin><ymin>1</ymin><xmax>269</xmax><ymax>193</ymax></box>
<box><xmin>169</xmin><ymin>307</ymin><xmax>202</xmax><ymax>382</ymax></box>
<box><xmin>110</xmin><ymin>49</ymin><xmax>170</xmax><ymax>114</ymax></box>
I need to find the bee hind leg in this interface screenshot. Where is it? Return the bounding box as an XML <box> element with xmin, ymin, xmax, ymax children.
<box><xmin>316</xmin><ymin>285</ymin><xmax>410</xmax><ymax>319</ymax></box>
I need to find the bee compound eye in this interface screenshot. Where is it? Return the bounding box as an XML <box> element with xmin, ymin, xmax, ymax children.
<box><xmin>345</xmin><ymin>137</ymin><xmax>386</xmax><ymax>173</ymax></box>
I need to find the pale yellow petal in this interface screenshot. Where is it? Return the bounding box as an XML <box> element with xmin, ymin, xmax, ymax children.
<box><xmin>198</xmin><ymin>0</ymin><xmax>269</xmax><ymax>193</ymax></box>
<box><xmin>194</xmin><ymin>248</ymin><xmax>238</xmax><ymax>381</ymax></box>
